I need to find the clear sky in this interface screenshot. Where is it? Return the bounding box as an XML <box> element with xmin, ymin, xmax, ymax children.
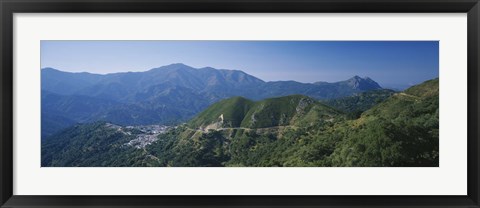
<box><xmin>41</xmin><ymin>41</ymin><xmax>438</xmax><ymax>89</ymax></box>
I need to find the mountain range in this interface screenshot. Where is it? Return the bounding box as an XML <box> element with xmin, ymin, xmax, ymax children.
<box><xmin>42</xmin><ymin>63</ymin><xmax>383</xmax><ymax>137</ymax></box>
<box><xmin>41</xmin><ymin>78</ymin><xmax>439</xmax><ymax>167</ymax></box>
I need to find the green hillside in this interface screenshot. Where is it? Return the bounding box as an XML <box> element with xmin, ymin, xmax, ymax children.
<box><xmin>241</xmin><ymin>95</ymin><xmax>341</xmax><ymax>128</ymax></box>
<box><xmin>404</xmin><ymin>78</ymin><xmax>439</xmax><ymax>97</ymax></box>
<box><xmin>188</xmin><ymin>96</ymin><xmax>254</xmax><ymax>129</ymax></box>
<box><xmin>189</xmin><ymin>95</ymin><xmax>342</xmax><ymax>130</ymax></box>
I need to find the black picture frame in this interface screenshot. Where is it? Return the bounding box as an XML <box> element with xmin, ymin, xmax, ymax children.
<box><xmin>1</xmin><ymin>0</ymin><xmax>479</xmax><ymax>207</ymax></box>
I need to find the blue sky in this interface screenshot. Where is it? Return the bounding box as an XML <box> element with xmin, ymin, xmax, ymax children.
<box><xmin>41</xmin><ymin>41</ymin><xmax>438</xmax><ymax>89</ymax></box>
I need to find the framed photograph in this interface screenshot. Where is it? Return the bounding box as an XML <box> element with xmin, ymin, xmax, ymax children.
<box><xmin>1</xmin><ymin>0</ymin><xmax>479</xmax><ymax>207</ymax></box>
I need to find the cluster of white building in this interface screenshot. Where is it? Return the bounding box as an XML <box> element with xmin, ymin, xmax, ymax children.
<box><xmin>124</xmin><ymin>125</ymin><xmax>171</xmax><ymax>149</ymax></box>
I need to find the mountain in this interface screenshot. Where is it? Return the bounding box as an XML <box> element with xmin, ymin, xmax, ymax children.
<box><xmin>42</xmin><ymin>64</ymin><xmax>382</xmax><ymax>101</ymax></box>
<box><xmin>42</xmin><ymin>63</ymin><xmax>265</xmax><ymax>102</ymax></box>
<box><xmin>41</xmin><ymin>63</ymin><xmax>383</xmax><ymax>137</ymax></box>
<box><xmin>41</xmin><ymin>78</ymin><xmax>438</xmax><ymax>167</ymax></box>
<box><xmin>261</xmin><ymin>76</ymin><xmax>382</xmax><ymax>101</ymax></box>
<box><xmin>338</xmin><ymin>75</ymin><xmax>382</xmax><ymax>90</ymax></box>
<box><xmin>188</xmin><ymin>95</ymin><xmax>341</xmax><ymax>130</ymax></box>
<box><xmin>41</xmin><ymin>68</ymin><xmax>104</xmax><ymax>95</ymax></box>
<box><xmin>188</xmin><ymin>96</ymin><xmax>255</xmax><ymax>129</ymax></box>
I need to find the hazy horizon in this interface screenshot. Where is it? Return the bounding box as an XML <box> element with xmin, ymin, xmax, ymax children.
<box><xmin>41</xmin><ymin>41</ymin><xmax>439</xmax><ymax>89</ymax></box>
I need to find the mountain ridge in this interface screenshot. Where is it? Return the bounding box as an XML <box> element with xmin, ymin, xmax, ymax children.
<box><xmin>42</xmin><ymin>63</ymin><xmax>382</xmax><ymax>92</ymax></box>
<box><xmin>41</xmin><ymin>63</ymin><xmax>385</xmax><ymax>137</ymax></box>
